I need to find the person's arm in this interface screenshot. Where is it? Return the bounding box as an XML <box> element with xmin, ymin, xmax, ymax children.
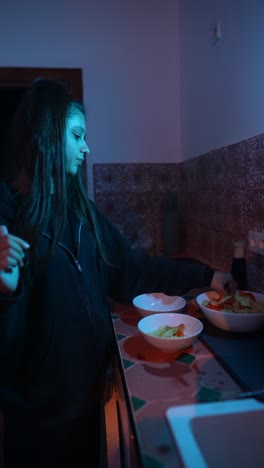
<box><xmin>98</xmin><ymin>211</ymin><xmax>236</xmax><ymax>302</ymax></box>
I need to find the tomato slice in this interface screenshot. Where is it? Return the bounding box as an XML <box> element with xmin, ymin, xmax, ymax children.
<box><xmin>238</xmin><ymin>290</ymin><xmax>255</xmax><ymax>301</ymax></box>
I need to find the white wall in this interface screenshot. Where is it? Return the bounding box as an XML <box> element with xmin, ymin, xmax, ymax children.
<box><xmin>2</xmin><ymin>0</ymin><xmax>261</xmax><ymax>191</ymax></box>
<box><xmin>179</xmin><ymin>0</ymin><xmax>264</xmax><ymax>160</ymax></box>
<box><xmin>0</xmin><ymin>0</ymin><xmax>181</xmax><ymax>197</ymax></box>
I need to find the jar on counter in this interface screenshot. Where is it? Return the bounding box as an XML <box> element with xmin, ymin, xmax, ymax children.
<box><xmin>231</xmin><ymin>241</ymin><xmax>248</xmax><ymax>291</ymax></box>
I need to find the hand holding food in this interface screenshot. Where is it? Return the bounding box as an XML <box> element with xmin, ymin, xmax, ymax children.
<box><xmin>210</xmin><ymin>270</ymin><xmax>237</xmax><ymax>296</ymax></box>
<box><xmin>0</xmin><ymin>225</ymin><xmax>30</xmax><ymax>294</ymax></box>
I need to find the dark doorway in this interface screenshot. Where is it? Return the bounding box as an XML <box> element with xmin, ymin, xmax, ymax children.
<box><xmin>0</xmin><ymin>87</ymin><xmax>26</xmax><ymax>177</ymax></box>
<box><xmin>0</xmin><ymin>67</ymin><xmax>86</xmax><ymax>186</ymax></box>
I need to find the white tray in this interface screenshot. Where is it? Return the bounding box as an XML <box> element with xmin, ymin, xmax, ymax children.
<box><xmin>166</xmin><ymin>398</ymin><xmax>264</xmax><ymax>468</ymax></box>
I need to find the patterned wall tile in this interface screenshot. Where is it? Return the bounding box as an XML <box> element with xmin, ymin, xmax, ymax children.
<box><xmin>149</xmin><ymin>164</ymin><xmax>181</xmax><ymax>192</ymax></box>
<box><xmin>208</xmin><ymin>148</ymin><xmax>227</xmax><ymax>189</ymax></box>
<box><xmin>247</xmin><ymin>133</ymin><xmax>264</xmax><ymax>188</ymax></box>
<box><xmin>180</xmin><ymin>191</ymin><xmax>197</xmax><ymax>225</ymax></box>
<box><xmin>128</xmin><ymin>164</ymin><xmax>154</xmax><ymax>193</ymax></box>
<box><xmin>180</xmin><ymin>158</ymin><xmax>198</xmax><ymax>190</ymax></box>
<box><xmin>197</xmin><ymin>226</ymin><xmax>215</xmax><ymax>265</ymax></box>
<box><xmin>181</xmin><ymin>222</ymin><xmax>199</xmax><ymax>253</ymax></box>
<box><xmin>195</xmin><ymin>190</ymin><xmax>216</xmax><ymax>230</ymax></box>
<box><xmin>211</xmin><ymin>230</ymin><xmax>233</xmax><ymax>271</ymax></box>
<box><xmin>93</xmin><ymin>135</ymin><xmax>264</xmax><ymax>293</ymax></box>
<box><xmin>194</xmin><ymin>152</ymin><xmax>212</xmax><ymax>190</ymax></box>
<box><xmin>93</xmin><ymin>163</ymin><xmax>182</xmax><ymax>194</ymax></box>
<box><xmin>247</xmin><ymin>188</ymin><xmax>264</xmax><ymax>231</ymax></box>
<box><xmin>213</xmin><ymin>191</ymin><xmax>227</xmax><ymax>231</ymax></box>
<box><xmin>225</xmin><ymin>140</ymin><xmax>248</xmax><ymax>189</ymax></box>
<box><xmin>94</xmin><ymin>189</ymin><xmax>169</xmax><ymax>253</ymax></box>
<box><xmin>93</xmin><ymin>164</ymin><xmax>125</xmax><ymax>193</ymax></box>
<box><xmin>213</xmin><ymin>189</ymin><xmax>246</xmax><ymax>236</ymax></box>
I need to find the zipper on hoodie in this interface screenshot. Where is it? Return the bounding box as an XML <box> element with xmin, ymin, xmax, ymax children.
<box><xmin>42</xmin><ymin>222</ymin><xmax>83</xmax><ymax>272</ymax></box>
<box><xmin>42</xmin><ymin>221</ymin><xmax>96</xmax><ymax>339</ymax></box>
<box><xmin>73</xmin><ymin>222</ymin><xmax>82</xmax><ymax>272</ymax></box>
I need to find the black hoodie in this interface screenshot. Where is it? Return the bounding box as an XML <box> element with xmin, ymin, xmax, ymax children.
<box><xmin>0</xmin><ymin>180</ymin><xmax>213</xmax><ymax>466</ymax></box>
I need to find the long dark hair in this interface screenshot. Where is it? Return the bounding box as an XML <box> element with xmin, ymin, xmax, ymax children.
<box><xmin>11</xmin><ymin>78</ymin><xmax>108</xmax><ymax>263</ymax></box>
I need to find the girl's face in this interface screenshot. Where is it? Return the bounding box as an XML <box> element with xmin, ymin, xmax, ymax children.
<box><xmin>65</xmin><ymin>109</ymin><xmax>90</xmax><ymax>175</ymax></box>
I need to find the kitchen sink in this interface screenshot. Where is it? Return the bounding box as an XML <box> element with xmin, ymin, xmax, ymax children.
<box><xmin>166</xmin><ymin>398</ymin><xmax>264</xmax><ymax>468</ymax></box>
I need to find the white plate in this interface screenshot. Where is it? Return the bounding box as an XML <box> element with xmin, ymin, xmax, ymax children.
<box><xmin>166</xmin><ymin>398</ymin><xmax>264</xmax><ymax>468</ymax></box>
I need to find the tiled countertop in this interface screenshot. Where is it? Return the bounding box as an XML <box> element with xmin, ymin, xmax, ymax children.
<box><xmin>110</xmin><ymin>291</ymin><xmax>243</xmax><ymax>468</ymax></box>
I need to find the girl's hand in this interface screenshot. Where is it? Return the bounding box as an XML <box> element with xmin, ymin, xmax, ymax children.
<box><xmin>210</xmin><ymin>270</ymin><xmax>237</xmax><ymax>296</ymax></box>
<box><xmin>0</xmin><ymin>225</ymin><xmax>30</xmax><ymax>294</ymax></box>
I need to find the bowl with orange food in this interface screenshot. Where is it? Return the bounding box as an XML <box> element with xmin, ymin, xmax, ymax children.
<box><xmin>137</xmin><ymin>312</ymin><xmax>203</xmax><ymax>352</ymax></box>
<box><xmin>196</xmin><ymin>290</ymin><xmax>264</xmax><ymax>333</ymax></box>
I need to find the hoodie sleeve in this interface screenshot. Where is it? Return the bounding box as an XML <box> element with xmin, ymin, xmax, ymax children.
<box><xmin>0</xmin><ymin>277</ymin><xmax>24</xmax><ymax>314</ymax></box>
<box><xmin>0</xmin><ymin>276</ymin><xmax>27</xmax><ymax>379</ymax></box>
<box><xmin>97</xmin><ymin>209</ymin><xmax>214</xmax><ymax>303</ymax></box>
<box><xmin>0</xmin><ymin>182</ymin><xmax>29</xmax><ymax>366</ymax></box>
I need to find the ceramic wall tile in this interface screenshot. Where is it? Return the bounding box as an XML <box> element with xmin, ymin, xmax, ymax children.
<box><xmin>93</xmin><ymin>164</ymin><xmax>127</xmax><ymax>193</ymax></box>
<box><xmin>208</xmin><ymin>148</ymin><xmax>227</xmax><ymax>189</ymax></box>
<box><xmin>195</xmin><ymin>226</ymin><xmax>215</xmax><ymax>267</ymax></box>
<box><xmin>212</xmin><ymin>230</ymin><xmax>233</xmax><ymax>271</ymax></box>
<box><xmin>180</xmin><ymin>158</ymin><xmax>198</xmax><ymax>190</ymax></box>
<box><xmin>225</xmin><ymin>140</ymin><xmax>248</xmax><ymax>189</ymax></box>
<box><xmin>180</xmin><ymin>191</ymin><xmax>197</xmax><ymax>225</ymax></box>
<box><xmin>93</xmin><ymin>163</ymin><xmax>181</xmax><ymax>194</ymax></box>
<box><xmin>213</xmin><ymin>189</ymin><xmax>245</xmax><ymax>236</ymax></box>
<box><xmin>182</xmin><ymin>222</ymin><xmax>200</xmax><ymax>254</ymax></box>
<box><xmin>194</xmin><ymin>152</ymin><xmax>212</xmax><ymax>190</ymax></box>
<box><xmin>195</xmin><ymin>190</ymin><xmax>216</xmax><ymax>230</ymax></box>
<box><xmin>93</xmin><ymin>132</ymin><xmax>264</xmax><ymax>293</ymax></box>
<box><xmin>247</xmin><ymin>188</ymin><xmax>264</xmax><ymax>231</ymax></box>
<box><xmin>247</xmin><ymin>134</ymin><xmax>264</xmax><ymax>188</ymax></box>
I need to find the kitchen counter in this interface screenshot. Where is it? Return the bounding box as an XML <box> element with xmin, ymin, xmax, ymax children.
<box><xmin>108</xmin><ymin>289</ymin><xmax>245</xmax><ymax>467</ymax></box>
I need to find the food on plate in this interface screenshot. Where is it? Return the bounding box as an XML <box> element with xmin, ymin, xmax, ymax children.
<box><xmin>147</xmin><ymin>323</ymin><xmax>185</xmax><ymax>338</ymax></box>
<box><xmin>202</xmin><ymin>290</ymin><xmax>264</xmax><ymax>314</ymax></box>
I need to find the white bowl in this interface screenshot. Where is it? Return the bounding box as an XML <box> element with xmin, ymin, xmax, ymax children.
<box><xmin>137</xmin><ymin>312</ymin><xmax>203</xmax><ymax>352</ymax></box>
<box><xmin>196</xmin><ymin>291</ymin><xmax>264</xmax><ymax>333</ymax></box>
<box><xmin>132</xmin><ymin>292</ymin><xmax>186</xmax><ymax>317</ymax></box>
